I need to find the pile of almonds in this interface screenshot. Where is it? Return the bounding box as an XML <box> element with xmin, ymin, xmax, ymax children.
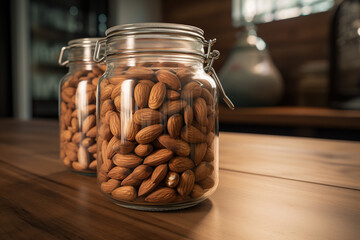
<box><xmin>60</xmin><ymin>65</ymin><xmax>105</xmax><ymax>172</ymax></box>
<box><xmin>98</xmin><ymin>63</ymin><xmax>216</xmax><ymax>204</ymax></box>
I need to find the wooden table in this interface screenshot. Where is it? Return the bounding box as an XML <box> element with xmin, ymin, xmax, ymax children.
<box><xmin>0</xmin><ymin>119</ymin><xmax>359</xmax><ymax>240</ymax></box>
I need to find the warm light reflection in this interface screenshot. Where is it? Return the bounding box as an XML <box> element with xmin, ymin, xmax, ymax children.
<box><xmin>120</xmin><ymin>80</ymin><xmax>135</xmax><ymax>143</ymax></box>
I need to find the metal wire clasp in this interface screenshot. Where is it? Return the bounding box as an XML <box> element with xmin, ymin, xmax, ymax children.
<box><xmin>58</xmin><ymin>46</ymin><xmax>69</xmax><ymax>66</ymax></box>
<box><xmin>93</xmin><ymin>38</ymin><xmax>106</xmax><ymax>63</ymax></box>
<box><xmin>204</xmin><ymin>39</ymin><xmax>234</xmax><ymax>110</ymax></box>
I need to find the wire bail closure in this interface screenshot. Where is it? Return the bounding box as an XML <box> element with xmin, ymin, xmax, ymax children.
<box><xmin>94</xmin><ymin>38</ymin><xmax>106</xmax><ymax>63</ymax></box>
<box><xmin>204</xmin><ymin>39</ymin><xmax>235</xmax><ymax>110</ymax></box>
<box><xmin>58</xmin><ymin>46</ymin><xmax>69</xmax><ymax>66</ymax></box>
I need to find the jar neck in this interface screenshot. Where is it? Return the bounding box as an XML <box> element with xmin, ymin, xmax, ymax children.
<box><xmin>68</xmin><ymin>62</ymin><xmax>98</xmax><ymax>72</ymax></box>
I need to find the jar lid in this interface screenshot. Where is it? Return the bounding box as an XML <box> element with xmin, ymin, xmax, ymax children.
<box><xmin>59</xmin><ymin>38</ymin><xmax>103</xmax><ymax>66</ymax></box>
<box><xmin>105</xmin><ymin>23</ymin><xmax>205</xmax><ymax>42</ymax></box>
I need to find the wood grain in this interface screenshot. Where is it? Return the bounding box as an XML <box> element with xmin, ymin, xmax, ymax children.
<box><xmin>0</xmin><ymin>119</ymin><xmax>359</xmax><ymax>240</ymax></box>
<box><xmin>219</xmin><ymin>105</ymin><xmax>360</xmax><ymax>129</ymax></box>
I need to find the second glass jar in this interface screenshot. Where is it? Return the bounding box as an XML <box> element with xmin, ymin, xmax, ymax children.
<box><xmin>95</xmin><ymin>23</ymin><xmax>219</xmax><ymax>210</ymax></box>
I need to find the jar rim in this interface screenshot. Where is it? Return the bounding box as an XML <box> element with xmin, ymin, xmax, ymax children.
<box><xmin>68</xmin><ymin>38</ymin><xmax>103</xmax><ymax>47</ymax></box>
<box><xmin>105</xmin><ymin>23</ymin><xmax>205</xmax><ymax>42</ymax></box>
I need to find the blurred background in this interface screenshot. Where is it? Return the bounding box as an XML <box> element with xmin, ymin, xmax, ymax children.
<box><xmin>1</xmin><ymin>0</ymin><xmax>359</xmax><ymax>140</ymax></box>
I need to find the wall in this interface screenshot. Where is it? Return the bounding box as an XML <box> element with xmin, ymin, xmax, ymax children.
<box><xmin>162</xmin><ymin>0</ymin><xmax>333</xmax><ymax>104</ymax></box>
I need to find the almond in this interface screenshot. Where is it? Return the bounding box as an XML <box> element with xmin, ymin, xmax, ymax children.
<box><xmin>107</xmin><ymin>137</ymin><xmax>136</xmax><ymax>157</ymax></box>
<box><xmin>166</xmin><ymin>90</ymin><xmax>180</xmax><ymax>100</ymax></box>
<box><xmin>192</xmin><ymin>121</ymin><xmax>207</xmax><ymax>134</ymax></box>
<box><xmin>114</xmin><ymin>96</ymin><xmax>121</xmax><ymax>112</ymax></box>
<box><xmin>156</xmin><ymin>70</ymin><xmax>181</xmax><ymax>90</ymax></box>
<box><xmin>161</xmin><ymin>100</ymin><xmax>186</xmax><ymax>116</ymax></box>
<box><xmin>71</xmin><ymin>132</ymin><xmax>81</xmax><ymax>144</ymax></box>
<box><xmin>126</xmin><ymin>165</ymin><xmax>153</xmax><ymax>180</ymax></box>
<box><xmin>169</xmin><ymin>156</ymin><xmax>195</xmax><ymax>173</ymax></box>
<box><xmin>100</xmin><ymin>99</ymin><xmax>115</xmax><ymax>117</ymax></box>
<box><xmin>120</xmin><ymin>177</ymin><xmax>142</xmax><ymax>187</ymax></box>
<box><xmin>139</xmin><ymin>79</ymin><xmax>155</xmax><ymax>88</ymax></box>
<box><xmin>177</xmin><ymin>170</ymin><xmax>195</xmax><ymax>197</ymax></box>
<box><xmin>138</xmin><ymin>178</ymin><xmax>157</xmax><ymax>197</ymax></box>
<box><xmin>152</xmin><ymin>139</ymin><xmax>166</xmax><ymax>149</ymax></box>
<box><xmin>133</xmin><ymin>108</ymin><xmax>164</xmax><ymax>125</ymax></box>
<box><xmin>183</xmin><ymin>105</ymin><xmax>193</xmax><ymax>126</ymax></box>
<box><xmin>207</xmin><ymin>132</ymin><xmax>215</xmax><ymax>147</ymax></box>
<box><xmin>193</xmin><ymin>97</ymin><xmax>207</xmax><ymax>125</ymax></box>
<box><xmin>112</xmin><ymin>153</ymin><xmax>143</xmax><ymax>168</ymax></box>
<box><xmin>111</xmin><ymin>83</ymin><xmax>122</xmax><ymax>100</ymax></box>
<box><xmin>195</xmin><ymin>162</ymin><xmax>214</xmax><ymax>181</ymax></box>
<box><xmin>148</xmin><ymin>82</ymin><xmax>166</xmax><ymax>109</ymax></box>
<box><xmin>64</xmin><ymin>109</ymin><xmax>72</xmax><ymax>126</ymax></box>
<box><xmin>102</xmin><ymin>110</ymin><xmax>114</xmax><ymax>125</ymax></box>
<box><xmin>125</xmin><ymin>67</ymin><xmax>154</xmax><ymax>80</ymax></box>
<box><xmin>109</xmin><ymin>112</ymin><xmax>121</xmax><ymax>137</ymax></box>
<box><xmin>63</xmin><ymin>157</ymin><xmax>71</xmax><ymax>167</ymax></box>
<box><xmin>150</xmin><ymin>164</ymin><xmax>168</xmax><ymax>183</ymax></box>
<box><xmin>145</xmin><ymin>187</ymin><xmax>177</xmax><ymax>203</ymax></box>
<box><xmin>101</xmin><ymin>84</ymin><xmax>114</xmax><ymax>100</ymax></box>
<box><xmin>181</xmin><ymin>81</ymin><xmax>202</xmax><ymax>100</ymax></box>
<box><xmin>167</xmin><ymin>114</ymin><xmax>183</xmax><ymax>138</ymax></box>
<box><xmin>108</xmin><ymin>166</ymin><xmax>131</xmax><ymax>180</ymax></box>
<box><xmin>134</xmin><ymin>144</ymin><xmax>153</xmax><ymax>157</ymax></box>
<box><xmin>134</xmin><ymin>82</ymin><xmax>151</xmax><ymax>108</ymax></box>
<box><xmin>77</xmin><ymin>146</ymin><xmax>89</xmax><ymax>168</ymax></box>
<box><xmin>72</xmin><ymin>161</ymin><xmax>88</xmax><ymax>171</ymax></box>
<box><xmin>207</xmin><ymin>114</ymin><xmax>215</xmax><ymax>132</ymax></box>
<box><xmin>203</xmin><ymin>147</ymin><xmax>214</xmax><ymax>162</ymax></box>
<box><xmin>181</xmin><ymin>125</ymin><xmax>206</xmax><ymax>143</ymax></box>
<box><xmin>176</xmin><ymin>69</ymin><xmax>193</xmax><ymax>84</ymax></box>
<box><xmin>157</xmin><ymin>134</ymin><xmax>190</xmax><ymax>157</ymax></box>
<box><xmin>135</xmin><ymin>124</ymin><xmax>164</xmax><ymax>144</ymax></box>
<box><xmin>81</xmin><ymin>137</ymin><xmax>94</xmax><ymax>147</ymax></box>
<box><xmin>65</xmin><ymin>142</ymin><xmax>78</xmax><ymax>153</ymax></box>
<box><xmin>143</xmin><ymin>149</ymin><xmax>173</xmax><ymax>166</ymax></box>
<box><xmin>88</xmin><ymin>144</ymin><xmax>97</xmax><ymax>154</ymax></box>
<box><xmin>201</xmin><ymin>88</ymin><xmax>214</xmax><ymax>105</ymax></box>
<box><xmin>62</xmin><ymin>130</ymin><xmax>73</xmax><ymax>141</ymax></box>
<box><xmin>109</xmin><ymin>77</ymin><xmax>126</xmax><ymax>85</ymax></box>
<box><xmin>165</xmin><ymin>171</ymin><xmax>180</xmax><ymax>188</ymax></box>
<box><xmin>193</xmin><ymin>143</ymin><xmax>207</xmax><ymax>165</ymax></box>
<box><xmin>112</xmin><ymin>186</ymin><xmax>137</xmax><ymax>201</ymax></box>
<box><xmin>86</xmin><ymin>126</ymin><xmax>97</xmax><ymax>138</ymax></box>
<box><xmin>98</xmin><ymin>124</ymin><xmax>112</xmax><ymax>141</ymax></box>
<box><xmin>126</xmin><ymin>119</ymin><xmax>141</xmax><ymax>141</ymax></box>
<box><xmin>191</xmin><ymin>184</ymin><xmax>204</xmax><ymax>198</ymax></box>
<box><xmin>198</xmin><ymin>177</ymin><xmax>215</xmax><ymax>189</ymax></box>
<box><xmin>101</xmin><ymin>179</ymin><xmax>120</xmax><ymax>194</ymax></box>
<box><xmin>70</xmin><ymin>118</ymin><xmax>79</xmax><ymax>132</ymax></box>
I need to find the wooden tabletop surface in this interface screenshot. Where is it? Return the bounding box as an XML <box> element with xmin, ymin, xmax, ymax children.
<box><xmin>0</xmin><ymin>119</ymin><xmax>359</xmax><ymax>240</ymax></box>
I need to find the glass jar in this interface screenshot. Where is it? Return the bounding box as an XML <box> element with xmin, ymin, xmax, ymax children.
<box><xmin>94</xmin><ymin>23</ymin><xmax>233</xmax><ymax>210</ymax></box>
<box><xmin>58</xmin><ymin>38</ymin><xmax>106</xmax><ymax>175</ymax></box>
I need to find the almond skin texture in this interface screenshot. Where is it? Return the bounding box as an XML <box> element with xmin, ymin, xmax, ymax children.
<box><xmin>109</xmin><ymin>112</ymin><xmax>121</xmax><ymax>137</ymax></box>
<box><xmin>135</xmin><ymin>124</ymin><xmax>164</xmax><ymax>144</ymax></box>
<box><xmin>143</xmin><ymin>149</ymin><xmax>173</xmax><ymax>166</ymax></box>
<box><xmin>169</xmin><ymin>157</ymin><xmax>195</xmax><ymax>173</ymax></box>
<box><xmin>195</xmin><ymin>162</ymin><xmax>214</xmax><ymax>181</ymax></box>
<box><xmin>82</xmin><ymin>114</ymin><xmax>96</xmax><ymax>134</ymax></box>
<box><xmin>165</xmin><ymin>172</ymin><xmax>180</xmax><ymax>188</ymax></box>
<box><xmin>112</xmin><ymin>186</ymin><xmax>137</xmax><ymax>201</ymax></box>
<box><xmin>134</xmin><ymin>82</ymin><xmax>151</xmax><ymax>108</ymax></box>
<box><xmin>183</xmin><ymin>105</ymin><xmax>193</xmax><ymax>126</ymax></box>
<box><xmin>177</xmin><ymin>170</ymin><xmax>195</xmax><ymax>197</ymax></box>
<box><xmin>150</xmin><ymin>164</ymin><xmax>168</xmax><ymax>183</ymax></box>
<box><xmin>181</xmin><ymin>125</ymin><xmax>206</xmax><ymax>143</ymax></box>
<box><xmin>201</xmin><ymin>88</ymin><xmax>214</xmax><ymax>105</ymax></box>
<box><xmin>161</xmin><ymin>100</ymin><xmax>186</xmax><ymax>116</ymax></box>
<box><xmin>86</xmin><ymin>126</ymin><xmax>96</xmax><ymax>138</ymax></box>
<box><xmin>181</xmin><ymin>81</ymin><xmax>202</xmax><ymax>100</ymax></box>
<box><xmin>134</xmin><ymin>144</ymin><xmax>153</xmax><ymax>157</ymax></box>
<box><xmin>138</xmin><ymin>178</ymin><xmax>158</xmax><ymax>197</ymax></box>
<box><xmin>148</xmin><ymin>82</ymin><xmax>166</xmax><ymax>109</ymax></box>
<box><xmin>101</xmin><ymin>179</ymin><xmax>120</xmax><ymax>194</ymax></box>
<box><xmin>126</xmin><ymin>119</ymin><xmax>141</xmax><ymax>141</ymax></box>
<box><xmin>133</xmin><ymin>108</ymin><xmax>164</xmax><ymax>125</ymax></box>
<box><xmin>191</xmin><ymin>184</ymin><xmax>204</xmax><ymax>198</ymax></box>
<box><xmin>157</xmin><ymin>134</ymin><xmax>191</xmax><ymax>157</ymax></box>
<box><xmin>100</xmin><ymin>99</ymin><xmax>115</xmax><ymax>117</ymax></box>
<box><xmin>128</xmin><ymin>165</ymin><xmax>153</xmax><ymax>180</ymax></box>
<box><xmin>198</xmin><ymin>177</ymin><xmax>215</xmax><ymax>189</ymax></box>
<box><xmin>193</xmin><ymin>143</ymin><xmax>207</xmax><ymax>165</ymax></box>
<box><xmin>166</xmin><ymin>90</ymin><xmax>180</xmax><ymax>100</ymax></box>
<box><xmin>108</xmin><ymin>166</ymin><xmax>131</xmax><ymax>180</ymax></box>
<box><xmin>145</xmin><ymin>187</ymin><xmax>177</xmax><ymax>203</ymax></box>
<box><xmin>139</xmin><ymin>79</ymin><xmax>155</xmax><ymax>88</ymax></box>
<box><xmin>193</xmin><ymin>97</ymin><xmax>207</xmax><ymax>125</ymax></box>
<box><xmin>125</xmin><ymin>67</ymin><xmax>154</xmax><ymax>80</ymax></box>
<box><xmin>156</xmin><ymin>70</ymin><xmax>181</xmax><ymax>90</ymax></box>
<box><xmin>167</xmin><ymin>114</ymin><xmax>183</xmax><ymax>138</ymax></box>
<box><xmin>112</xmin><ymin>154</ymin><xmax>143</xmax><ymax>168</ymax></box>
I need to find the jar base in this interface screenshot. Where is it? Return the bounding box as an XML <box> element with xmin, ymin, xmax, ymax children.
<box><xmin>109</xmin><ymin>198</ymin><xmax>207</xmax><ymax>212</ymax></box>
